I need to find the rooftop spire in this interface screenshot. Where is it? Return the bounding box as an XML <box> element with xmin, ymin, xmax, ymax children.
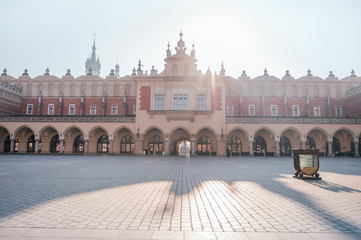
<box><xmin>91</xmin><ymin>34</ymin><xmax>96</xmax><ymax>61</ymax></box>
<box><xmin>85</xmin><ymin>34</ymin><xmax>101</xmax><ymax>76</ymax></box>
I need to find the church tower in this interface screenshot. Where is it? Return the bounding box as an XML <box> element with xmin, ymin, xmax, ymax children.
<box><xmin>85</xmin><ymin>35</ymin><xmax>101</xmax><ymax>76</ymax></box>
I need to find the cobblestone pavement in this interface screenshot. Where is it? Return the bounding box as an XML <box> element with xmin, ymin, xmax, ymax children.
<box><xmin>0</xmin><ymin>155</ymin><xmax>360</xmax><ymax>239</ymax></box>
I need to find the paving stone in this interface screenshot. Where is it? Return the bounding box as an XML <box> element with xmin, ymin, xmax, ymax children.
<box><xmin>0</xmin><ymin>155</ymin><xmax>360</xmax><ymax>237</ymax></box>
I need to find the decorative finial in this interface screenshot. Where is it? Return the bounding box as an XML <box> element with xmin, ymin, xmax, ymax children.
<box><xmin>110</xmin><ymin>69</ymin><xmax>115</xmax><ymax>76</ymax></box>
<box><xmin>22</xmin><ymin>69</ymin><xmax>28</xmax><ymax>76</ymax></box>
<box><xmin>307</xmin><ymin>68</ymin><xmax>313</xmax><ymax>77</ymax></box>
<box><xmin>192</xmin><ymin>42</ymin><xmax>194</xmax><ymax>50</ymax></box>
<box><xmin>137</xmin><ymin>60</ymin><xmax>142</xmax><ymax>71</ymax></box>
<box><xmin>167</xmin><ymin>42</ymin><xmax>170</xmax><ymax>50</ymax></box>
<box><xmin>132</xmin><ymin>67</ymin><xmax>136</xmax><ymax>76</ymax></box>
<box><xmin>65</xmin><ymin>69</ymin><xmax>71</xmax><ymax>76</ymax></box>
<box><xmin>263</xmin><ymin>68</ymin><xmax>269</xmax><ymax>76</ymax></box>
<box><xmin>44</xmin><ymin>67</ymin><xmax>50</xmax><ymax>76</ymax></box>
<box><xmin>351</xmin><ymin>69</ymin><xmax>356</xmax><ymax>77</ymax></box>
<box><xmin>87</xmin><ymin>67</ymin><xmax>92</xmax><ymax>75</ymax></box>
<box><xmin>328</xmin><ymin>71</ymin><xmax>335</xmax><ymax>77</ymax></box>
<box><xmin>241</xmin><ymin>70</ymin><xmax>247</xmax><ymax>77</ymax></box>
<box><xmin>1</xmin><ymin>68</ymin><xmax>7</xmax><ymax>76</ymax></box>
<box><xmin>285</xmin><ymin>70</ymin><xmax>291</xmax><ymax>77</ymax></box>
<box><xmin>179</xmin><ymin>30</ymin><xmax>183</xmax><ymax>40</ymax></box>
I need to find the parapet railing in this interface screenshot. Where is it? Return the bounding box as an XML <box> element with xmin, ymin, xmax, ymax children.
<box><xmin>0</xmin><ymin>115</ymin><xmax>136</xmax><ymax>122</ymax></box>
<box><xmin>226</xmin><ymin>116</ymin><xmax>361</xmax><ymax>124</ymax></box>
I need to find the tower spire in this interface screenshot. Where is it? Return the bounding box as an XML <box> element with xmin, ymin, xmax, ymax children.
<box><xmin>91</xmin><ymin>34</ymin><xmax>96</xmax><ymax>61</ymax></box>
<box><xmin>85</xmin><ymin>34</ymin><xmax>101</xmax><ymax>76</ymax></box>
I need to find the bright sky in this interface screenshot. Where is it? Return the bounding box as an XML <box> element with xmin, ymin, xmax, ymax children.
<box><xmin>0</xmin><ymin>0</ymin><xmax>360</xmax><ymax>79</ymax></box>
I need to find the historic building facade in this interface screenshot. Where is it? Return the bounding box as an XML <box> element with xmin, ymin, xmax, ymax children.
<box><xmin>0</xmin><ymin>32</ymin><xmax>360</xmax><ymax>157</ymax></box>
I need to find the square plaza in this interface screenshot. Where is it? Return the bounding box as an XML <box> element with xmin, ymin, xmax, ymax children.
<box><xmin>0</xmin><ymin>155</ymin><xmax>360</xmax><ymax>239</ymax></box>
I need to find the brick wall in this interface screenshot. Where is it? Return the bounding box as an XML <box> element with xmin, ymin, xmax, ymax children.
<box><xmin>139</xmin><ymin>86</ymin><xmax>150</xmax><ymax>110</ymax></box>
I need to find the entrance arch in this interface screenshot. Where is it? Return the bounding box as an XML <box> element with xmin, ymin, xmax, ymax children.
<box><xmin>0</xmin><ymin>127</ymin><xmax>10</xmax><ymax>153</ymax></box>
<box><xmin>50</xmin><ymin>134</ymin><xmax>60</xmax><ymax>153</ymax></box>
<box><xmin>120</xmin><ymin>135</ymin><xmax>134</xmax><ymax>153</ymax></box>
<box><xmin>195</xmin><ymin>128</ymin><xmax>217</xmax><ymax>155</ymax></box>
<box><xmin>197</xmin><ymin>136</ymin><xmax>212</xmax><ymax>155</ymax></box>
<box><xmin>253</xmin><ymin>136</ymin><xmax>267</xmax><ymax>156</ymax></box>
<box><xmin>148</xmin><ymin>135</ymin><xmax>163</xmax><ymax>154</ymax></box>
<box><xmin>227</xmin><ymin>136</ymin><xmax>242</xmax><ymax>156</ymax></box>
<box><xmin>280</xmin><ymin>136</ymin><xmax>291</xmax><ymax>156</ymax></box>
<box><xmin>73</xmin><ymin>134</ymin><xmax>84</xmax><ymax>153</ymax></box>
<box><xmin>169</xmin><ymin>128</ymin><xmax>191</xmax><ymax>155</ymax></box>
<box><xmin>307</xmin><ymin>128</ymin><xmax>327</xmax><ymax>156</ymax></box>
<box><xmin>143</xmin><ymin>128</ymin><xmax>165</xmax><ymax>155</ymax></box>
<box><xmin>97</xmin><ymin>135</ymin><xmax>109</xmax><ymax>153</ymax></box>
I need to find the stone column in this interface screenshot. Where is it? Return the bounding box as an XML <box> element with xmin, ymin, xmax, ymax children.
<box><xmin>134</xmin><ymin>138</ymin><xmax>144</xmax><ymax>155</ymax></box>
<box><xmin>84</xmin><ymin>134</ymin><xmax>89</xmax><ymax>154</ymax></box>
<box><xmin>59</xmin><ymin>139</ymin><xmax>64</xmax><ymax>154</ymax></box>
<box><xmin>109</xmin><ymin>140</ymin><xmax>113</xmax><ymax>154</ymax></box>
<box><xmin>109</xmin><ymin>134</ymin><xmax>114</xmax><ymax>154</ymax></box>
<box><xmin>354</xmin><ymin>141</ymin><xmax>360</xmax><ymax>157</ymax></box>
<box><xmin>10</xmin><ymin>135</ymin><xmax>15</xmax><ymax>154</ymax></box>
<box><xmin>217</xmin><ymin>137</ymin><xmax>226</xmax><ymax>156</ymax></box>
<box><xmin>34</xmin><ymin>133</ymin><xmax>40</xmax><ymax>153</ymax></box>
<box><xmin>249</xmin><ymin>141</ymin><xmax>254</xmax><ymax>156</ymax></box>
<box><xmin>301</xmin><ymin>141</ymin><xmax>306</xmax><ymax>150</ymax></box>
<box><xmin>191</xmin><ymin>139</ymin><xmax>195</xmax><ymax>155</ymax></box>
<box><xmin>35</xmin><ymin>139</ymin><xmax>40</xmax><ymax>153</ymax></box>
<box><xmin>327</xmin><ymin>141</ymin><xmax>333</xmax><ymax>157</ymax></box>
<box><xmin>275</xmin><ymin>140</ymin><xmax>280</xmax><ymax>157</ymax></box>
<box><xmin>165</xmin><ymin>138</ymin><xmax>170</xmax><ymax>155</ymax></box>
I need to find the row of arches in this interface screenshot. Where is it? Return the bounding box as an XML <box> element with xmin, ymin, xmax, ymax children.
<box><xmin>0</xmin><ymin>125</ymin><xmax>360</xmax><ymax>156</ymax></box>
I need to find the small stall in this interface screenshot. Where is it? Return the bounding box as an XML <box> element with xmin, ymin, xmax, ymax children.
<box><xmin>293</xmin><ymin>149</ymin><xmax>322</xmax><ymax>180</ymax></box>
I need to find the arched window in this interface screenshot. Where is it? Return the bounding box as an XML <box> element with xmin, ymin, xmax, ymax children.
<box><xmin>253</xmin><ymin>136</ymin><xmax>266</xmax><ymax>156</ymax></box>
<box><xmin>97</xmin><ymin>135</ymin><xmax>109</xmax><ymax>153</ymax></box>
<box><xmin>50</xmin><ymin>134</ymin><xmax>60</xmax><ymax>153</ymax></box>
<box><xmin>306</xmin><ymin>136</ymin><xmax>316</xmax><ymax>149</ymax></box>
<box><xmin>197</xmin><ymin>136</ymin><xmax>212</xmax><ymax>155</ymax></box>
<box><xmin>227</xmin><ymin>136</ymin><xmax>242</xmax><ymax>156</ymax></box>
<box><xmin>280</xmin><ymin>136</ymin><xmax>291</xmax><ymax>156</ymax></box>
<box><xmin>73</xmin><ymin>134</ymin><xmax>84</xmax><ymax>153</ymax></box>
<box><xmin>148</xmin><ymin>135</ymin><xmax>163</xmax><ymax>154</ymax></box>
<box><xmin>121</xmin><ymin>135</ymin><xmax>134</xmax><ymax>153</ymax></box>
<box><xmin>4</xmin><ymin>135</ymin><xmax>10</xmax><ymax>153</ymax></box>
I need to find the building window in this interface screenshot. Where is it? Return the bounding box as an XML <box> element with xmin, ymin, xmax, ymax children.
<box><xmin>196</xmin><ymin>95</ymin><xmax>207</xmax><ymax>110</ymax></box>
<box><xmin>69</xmin><ymin>104</ymin><xmax>75</xmax><ymax>115</ymax></box>
<box><xmin>120</xmin><ymin>135</ymin><xmax>134</xmax><ymax>153</ymax></box>
<box><xmin>111</xmin><ymin>105</ymin><xmax>117</xmax><ymax>115</ymax></box>
<box><xmin>90</xmin><ymin>104</ymin><xmax>96</xmax><ymax>115</ymax></box>
<box><xmin>48</xmin><ymin>104</ymin><xmax>54</xmax><ymax>115</ymax></box>
<box><xmin>197</xmin><ymin>136</ymin><xmax>212</xmax><ymax>155</ymax></box>
<box><xmin>227</xmin><ymin>106</ymin><xmax>233</xmax><ymax>116</ymax></box>
<box><xmin>314</xmin><ymin>106</ymin><xmax>320</xmax><ymax>116</ymax></box>
<box><xmin>249</xmin><ymin>105</ymin><xmax>255</xmax><ymax>115</ymax></box>
<box><xmin>173</xmin><ymin>94</ymin><xmax>188</xmax><ymax>110</ymax></box>
<box><xmin>293</xmin><ymin>105</ymin><xmax>299</xmax><ymax>116</ymax></box>
<box><xmin>155</xmin><ymin>94</ymin><xmax>165</xmax><ymax>110</ymax></box>
<box><xmin>133</xmin><ymin>105</ymin><xmax>136</xmax><ymax>115</ymax></box>
<box><xmin>26</xmin><ymin>104</ymin><xmax>33</xmax><ymax>115</ymax></box>
<box><xmin>271</xmin><ymin>105</ymin><xmax>277</xmax><ymax>116</ymax></box>
<box><xmin>335</xmin><ymin>106</ymin><xmax>342</xmax><ymax>117</ymax></box>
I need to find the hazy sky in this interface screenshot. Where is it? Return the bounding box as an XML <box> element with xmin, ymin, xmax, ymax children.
<box><xmin>0</xmin><ymin>0</ymin><xmax>360</xmax><ymax>79</ymax></box>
